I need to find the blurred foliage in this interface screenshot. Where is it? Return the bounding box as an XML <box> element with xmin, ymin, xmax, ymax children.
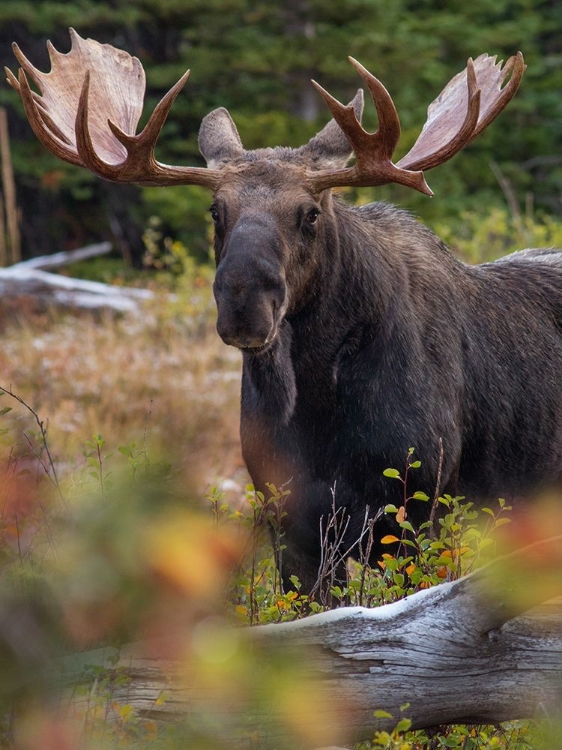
<box><xmin>0</xmin><ymin>0</ymin><xmax>560</xmax><ymax>262</ymax></box>
<box><xmin>434</xmin><ymin>205</ymin><xmax>562</xmax><ymax>263</ymax></box>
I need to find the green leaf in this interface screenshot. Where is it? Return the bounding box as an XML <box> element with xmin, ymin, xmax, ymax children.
<box><xmin>412</xmin><ymin>491</ymin><xmax>429</xmax><ymax>501</ymax></box>
<box><xmin>383</xmin><ymin>468</ymin><xmax>401</xmax><ymax>479</ymax></box>
<box><xmin>399</xmin><ymin>521</ymin><xmax>415</xmax><ymax>533</ymax></box>
<box><xmin>0</xmin><ymin>406</ymin><xmax>12</xmax><ymax>416</ymax></box>
<box><xmin>400</xmin><ymin>539</ymin><xmax>417</xmax><ymax>548</ymax></box>
<box><xmin>395</xmin><ymin>718</ymin><xmax>412</xmax><ymax>733</ymax></box>
<box><xmin>374</xmin><ymin>709</ymin><xmax>393</xmax><ymax>719</ymax></box>
<box><xmin>384</xmin><ymin>504</ymin><xmax>399</xmax><ymax>513</ymax></box>
<box><xmin>409</xmin><ymin>460</ymin><xmax>421</xmax><ymax>468</ymax></box>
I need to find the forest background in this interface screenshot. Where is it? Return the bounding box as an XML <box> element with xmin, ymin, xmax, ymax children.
<box><xmin>0</xmin><ymin>0</ymin><xmax>561</xmax><ymax>268</ymax></box>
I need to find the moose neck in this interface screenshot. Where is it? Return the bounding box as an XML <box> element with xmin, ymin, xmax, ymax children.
<box><xmin>287</xmin><ymin>198</ymin><xmax>401</xmax><ymax>359</ymax></box>
<box><xmin>241</xmin><ymin>198</ymin><xmax>405</xmax><ymax>426</ymax></box>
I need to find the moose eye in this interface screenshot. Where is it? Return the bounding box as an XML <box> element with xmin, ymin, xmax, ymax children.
<box><xmin>209</xmin><ymin>206</ymin><xmax>220</xmax><ymax>223</ymax></box>
<box><xmin>306</xmin><ymin>208</ymin><xmax>321</xmax><ymax>225</ymax></box>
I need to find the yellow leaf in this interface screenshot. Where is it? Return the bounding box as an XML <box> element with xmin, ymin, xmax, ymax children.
<box><xmin>119</xmin><ymin>704</ymin><xmax>134</xmax><ymax>722</ymax></box>
<box><xmin>380</xmin><ymin>535</ymin><xmax>400</xmax><ymax>544</ymax></box>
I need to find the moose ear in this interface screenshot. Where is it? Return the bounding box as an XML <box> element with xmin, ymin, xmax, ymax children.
<box><xmin>297</xmin><ymin>89</ymin><xmax>364</xmax><ymax>169</ymax></box>
<box><xmin>198</xmin><ymin>107</ymin><xmax>245</xmax><ymax>168</ymax></box>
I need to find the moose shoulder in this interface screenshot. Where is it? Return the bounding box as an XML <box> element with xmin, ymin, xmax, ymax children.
<box><xmin>9</xmin><ymin>32</ymin><xmax>561</xmax><ymax>595</ymax></box>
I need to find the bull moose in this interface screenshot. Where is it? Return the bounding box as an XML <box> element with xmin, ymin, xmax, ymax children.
<box><xmin>7</xmin><ymin>30</ymin><xmax>562</xmax><ymax>595</ymax></box>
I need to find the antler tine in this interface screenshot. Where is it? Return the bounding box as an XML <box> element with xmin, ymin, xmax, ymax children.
<box><xmin>108</xmin><ymin>69</ymin><xmax>191</xmax><ymax>150</ymax></box>
<box><xmin>348</xmin><ymin>57</ymin><xmax>400</xmax><ymax>158</ymax></box>
<box><xmin>4</xmin><ymin>66</ymin><xmax>19</xmax><ymax>91</ymax></box>
<box><xmin>9</xmin><ymin>29</ymin><xmax>222</xmax><ymax>189</ymax></box>
<box><xmin>311</xmin><ymin>79</ymin><xmax>365</xmax><ymax>146</ymax></box>
<box><xmin>12</xmin><ymin>42</ymin><xmax>45</xmax><ymax>91</ymax></box>
<box><xmin>5</xmin><ymin>64</ymin><xmax>46</xmax><ymax>114</ymax></box>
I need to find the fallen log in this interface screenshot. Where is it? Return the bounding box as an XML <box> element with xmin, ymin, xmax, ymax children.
<box><xmin>0</xmin><ymin>243</ymin><xmax>154</xmax><ymax>312</ymax></box>
<box><xmin>65</xmin><ymin>536</ymin><xmax>562</xmax><ymax>747</ymax></box>
<box><xmin>11</xmin><ymin>241</ymin><xmax>112</xmax><ymax>270</ymax></box>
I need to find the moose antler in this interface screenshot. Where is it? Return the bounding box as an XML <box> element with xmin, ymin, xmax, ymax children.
<box><xmin>308</xmin><ymin>52</ymin><xmax>525</xmax><ymax>195</ymax></box>
<box><xmin>5</xmin><ymin>28</ymin><xmax>221</xmax><ymax>189</ymax></box>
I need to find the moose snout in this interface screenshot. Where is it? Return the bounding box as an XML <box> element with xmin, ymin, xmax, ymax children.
<box><xmin>214</xmin><ymin>270</ymin><xmax>286</xmax><ymax>351</ymax></box>
<box><xmin>215</xmin><ymin>291</ymin><xmax>280</xmax><ymax>350</ymax></box>
<box><xmin>213</xmin><ymin>217</ymin><xmax>287</xmax><ymax>351</ymax></box>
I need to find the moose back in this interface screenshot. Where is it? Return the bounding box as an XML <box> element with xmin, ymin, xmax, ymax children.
<box><xmin>8</xmin><ymin>32</ymin><xmax>562</xmax><ymax>593</ymax></box>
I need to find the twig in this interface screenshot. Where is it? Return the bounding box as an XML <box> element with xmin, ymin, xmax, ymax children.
<box><xmin>489</xmin><ymin>160</ymin><xmax>522</xmax><ymax>226</ymax></box>
<box><xmin>0</xmin><ymin>384</ymin><xmax>65</xmax><ymax>505</ymax></box>
<box><xmin>429</xmin><ymin>437</ymin><xmax>444</xmax><ymax>539</ymax></box>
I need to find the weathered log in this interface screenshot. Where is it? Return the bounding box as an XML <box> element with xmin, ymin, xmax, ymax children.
<box><xmin>0</xmin><ymin>243</ymin><xmax>154</xmax><ymax>312</ymax></box>
<box><xmin>66</xmin><ymin>536</ymin><xmax>562</xmax><ymax>747</ymax></box>
<box><xmin>11</xmin><ymin>241</ymin><xmax>112</xmax><ymax>270</ymax></box>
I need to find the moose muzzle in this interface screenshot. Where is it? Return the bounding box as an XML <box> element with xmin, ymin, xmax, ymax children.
<box><xmin>213</xmin><ymin>218</ymin><xmax>287</xmax><ymax>351</ymax></box>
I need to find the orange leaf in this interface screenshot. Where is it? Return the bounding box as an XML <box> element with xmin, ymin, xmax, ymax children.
<box><xmin>396</xmin><ymin>506</ymin><xmax>407</xmax><ymax>523</ymax></box>
<box><xmin>380</xmin><ymin>534</ymin><xmax>400</xmax><ymax>544</ymax></box>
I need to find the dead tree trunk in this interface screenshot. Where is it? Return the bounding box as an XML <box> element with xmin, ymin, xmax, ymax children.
<box><xmin>0</xmin><ymin>107</ymin><xmax>20</xmax><ymax>264</ymax></box>
<box><xmin>73</xmin><ymin>536</ymin><xmax>562</xmax><ymax>746</ymax></box>
<box><xmin>0</xmin><ymin>242</ymin><xmax>155</xmax><ymax>312</ymax></box>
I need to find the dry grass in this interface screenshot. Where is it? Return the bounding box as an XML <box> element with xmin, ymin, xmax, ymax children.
<box><xmin>0</xmin><ymin>287</ymin><xmax>246</xmax><ymax>496</ymax></box>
